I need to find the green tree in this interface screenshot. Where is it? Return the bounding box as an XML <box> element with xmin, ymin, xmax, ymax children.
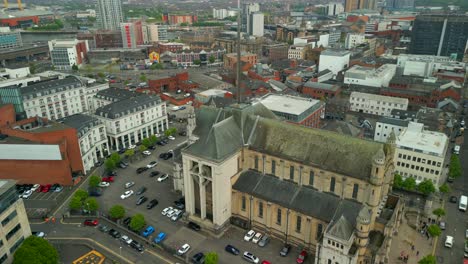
<box><xmin>72</xmin><ymin>64</ymin><xmax>79</xmax><ymax>71</ymax></box>
<box><xmin>439</xmin><ymin>183</ymin><xmax>450</xmax><ymax>195</ymax></box>
<box><xmin>449</xmin><ymin>155</ymin><xmax>462</xmax><ymax>178</ymax></box>
<box><xmin>209</xmin><ymin>55</ymin><xmax>216</xmax><ymax>64</ymax></box>
<box><xmin>74</xmin><ymin>189</ymin><xmax>89</xmax><ymax>202</ymax></box>
<box><xmin>97</xmin><ymin>72</ymin><xmax>105</xmax><ymax>78</ymax></box>
<box><xmin>29</xmin><ymin>63</ymin><xmax>37</xmax><ymax>74</ymax></box>
<box><xmin>393</xmin><ymin>174</ymin><xmax>403</xmax><ymax>188</ymax></box>
<box><xmin>13</xmin><ymin>236</ymin><xmax>58</xmax><ymax>264</ymax></box>
<box><xmin>193</xmin><ymin>59</ymin><xmax>201</xmax><ymax>65</ymax></box>
<box><xmin>124</xmin><ymin>149</ymin><xmax>135</xmax><ymax>159</ymax></box>
<box><xmin>139</xmin><ymin>74</ymin><xmax>147</xmax><ymax>82</ymax></box>
<box><xmin>104</xmin><ymin>159</ymin><xmax>116</xmax><ymax>172</ymax></box>
<box><xmin>418</xmin><ymin>255</ymin><xmax>436</xmax><ymax>264</ymax></box>
<box><xmin>124</xmin><ymin>80</ymin><xmax>129</xmax><ymax>85</ymax></box>
<box><xmin>68</xmin><ymin>196</ymin><xmax>82</xmax><ymax>210</ymax></box>
<box><xmin>150</xmin><ymin>135</ymin><xmax>158</xmax><ymax>145</ymax></box>
<box><xmin>150</xmin><ymin>63</ymin><xmax>163</xmax><ymax>70</ymax></box>
<box><xmin>417</xmin><ymin>179</ymin><xmax>436</xmax><ymax>196</ymax></box>
<box><xmin>85</xmin><ymin>197</ymin><xmax>99</xmax><ymax>211</ymax></box>
<box><xmin>141</xmin><ymin>138</ymin><xmax>152</xmax><ymax>148</ymax></box>
<box><xmin>432</xmin><ymin>208</ymin><xmax>446</xmax><ymax>219</ymax></box>
<box><xmin>139</xmin><ymin>145</ymin><xmax>147</xmax><ymax>152</ymax></box>
<box><xmin>164</xmin><ymin>127</ymin><xmax>177</xmax><ymax>137</ymax></box>
<box><xmin>89</xmin><ymin>175</ymin><xmax>101</xmax><ymax>188</ymax></box>
<box><xmin>129</xmin><ymin>214</ymin><xmax>146</xmax><ymax>231</ymax></box>
<box><xmin>109</xmin><ymin>205</ymin><xmax>126</xmax><ymax>219</ymax></box>
<box><xmin>402</xmin><ymin>177</ymin><xmax>416</xmax><ymax>190</ymax></box>
<box><xmin>427</xmin><ymin>224</ymin><xmax>441</xmax><ymax>238</ymax></box>
<box><xmin>180</xmin><ymin>22</ymin><xmax>189</xmax><ymax>26</ymax></box>
<box><xmin>204</xmin><ymin>252</ymin><xmax>219</xmax><ymax>264</ymax></box>
<box><xmin>109</xmin><ymin>152</ymin><xmax>121</xmax><ymax>164</ymax></box>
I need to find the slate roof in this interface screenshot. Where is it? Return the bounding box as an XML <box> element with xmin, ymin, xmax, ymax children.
<box><xmin>377</xmin><ymin>117</ymin><xmax>409</xmax><ymax>127</ymax></box>
<box><xmin>327</xmin><ymin>215</ymin><xmax>355</xmax><ymax>241</ymax></box>
<box><xmin>303</xmin><ymin>81</ymin><xmax>340</xmax><ymax>92</ymax></box>
<box><xmin>6</xmin><ymin>76</ymin><xmax>83</xmax><ymax>99</ymax></box>
<box><xmin>95</xmin><ymin>88</ymin><xmax>139</xmax><ymax>102</ymax></box>
<box><xmin>233</xmin><ymin>170</ymin><xmax>363</xmax><ymax>223</ymax></box>
<box><xmin>95</xmin><ymin>95</ymin><xmax>162</xmax><ymax>119</ymax></box>
<box><xmin>58</xmin><ymin>113</ymin><xmax>102</xmax><ymax>137</ymax></box>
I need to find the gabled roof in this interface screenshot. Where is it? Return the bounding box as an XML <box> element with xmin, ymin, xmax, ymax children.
<box><xmin>327</xmin><ymin>215</ymin><xmax>355</xmax><ymax>241</ymax></box>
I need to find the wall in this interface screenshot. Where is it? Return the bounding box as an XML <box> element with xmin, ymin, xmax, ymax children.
<box><xmin>0</xmin><ymin>104</ymin><xmax>15</xmax><ymax>127</ymax></box>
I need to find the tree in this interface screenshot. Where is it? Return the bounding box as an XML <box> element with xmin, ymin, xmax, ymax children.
<box><xmin>124</xmin><ymin>80</ymin><xmax>129</xmax><ymax>85</ymax></box>
<box><xmin>109</xmin><ymin>205</ymin><xmax>126</xmax><ymax>219</ymax></box>
<box><xmin>417</xmin><ymin>179</ymin><xmax>436</xmax><ymax>196</ymax></box>
<box><xmin>139</xmin><ymin>145</ymin><xmax>147</xmax><ymax>152</ymax></box>
<box><xmin>439</xmin><ymin>183</ymin><xmax>450</xmax><ymax>195</ymax></box>
<box><xmin>204</xmin><ymin>252</ymin><xmax>219</xmax><ymax>264</ymax></box>
<box><xmin>141</xmin><ymin>138</ymin><xmax>152</xmax><ymax>148</ymax></box>
<box><xmin>139</xmin><ymin>74</ymin><xmax>147</xmax><ymax>82</ymax></box>
<box><xmin>29</xmin><ymin>63</ymin><xmax>37</xmax><ymax>74</ymax></box>
<box><xmin>109</xmin><ymin>152</ymin><xmax>121</xmax><ymax>164</ymax></box>
<box><xmin>97</xmin><ymin>72</ymin><xmax>105</xmax><ymax>78</ymax></box>
<box><xmin>124</xmin><ymin>149</ymin><xmax>135</xmax><ymax>159</ymax></box>
<box><xmin>150</xmin><ymin>135</ymin><xmax>158</xmax><ymax>145</ymax></box>
<box><xmin>418</xmin><ymin>255</ymin><xmax>436</xmax><ymax>264</ymax></box>
<box><xmin>180</xmin><ymin>22</ymin><xmax>189</xmax><ymax>26</ymax></box>
<box><xmin>193</xmin><ymin>59</ymin><xmax>201</xmax><ymax>65</ymax></box>
<box><xmin>104</xmin><ymin>158</ymin><xmax>116</xmax><ymax>172</ymax></box>
<box><xmin>393</xmin><ymin>174</ymin><xmax>403</xmax><ymax>189</ymax></box>
<box><xmin>449</xmin><ymin>155</ymin><xmax>462</xmax><ymax>178</ymax></box>
<box><xmin>13</xmin><ymin>236</ymin><xmax>58</xmax><ymax>264</ymax></box>
<box><xmin>74</xmin><ymin>189</ymin><xmax>89</xmax><ymax>202</ymax></box>
<box><xmin>68</xmin><ymin>196</ymin><xmax>82</xmax><ymax>210</ymax></box>
<box><xmin>401</xmin><ymin>177</ymin><xmax>416</xmax><ymax>191</ymax></box>
<box><xmin>129</xmin><ymin>214</ymin><xmax>146</xmax><ymax>231</ymax></box>
<box><xmin>150</xmin><ymin>63</ymin><xmax>163</xmax><ymax>70</ymax></box>
<box><xmin>89</xmin><ymin>175</ymin><xmax>101</xmax><ymax>188</ymax></box>
<box><xmin>164</xmin><ymin>127</ymin><xmax>177</xmax><ymax>137</ymax></box>
<box><xmin>208</xmin><ymin>55</ymin><xmax>216</xmax><ymax>64</ymax></box>
<box><xmin>427</xmin><ymin>224</ymin><xmax>441</xmax><ymax>238</ymax></box>
<box><xmin>85</xmin><ymin>197</ymin><xmax>99</xmax><ymax>212</ymax></box>
<box><xmin>72</xmin><ymin>64</ymin><xmax>79</xmax><ymax>71</ymax></box>
<box><xmin>432</xmin><ymin>208</ymin><xmax>445</xmax><ymax>219</ymax></box>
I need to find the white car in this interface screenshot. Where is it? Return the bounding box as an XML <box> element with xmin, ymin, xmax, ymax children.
<box><xmin>125</xmin><ymin>182</ymin><xmax>135</xmax><ymax>188</ymax></box>
<box><xmin>168</xmin><ymin>136</ymin><xmax>175</xmax><ymax>140</ymax></box>
<box><xmin>21</xmin><ymin>190</ymin><xmax>33</xmax><ymax>199</ymax></box>
<box><xmin>168</xmin><ymin>209</ymin><xmax>180</xmax><ymax>218</ymax></box>
<box><xmin>171</xmin><ymin>210</ymin><xmax>183</xmax><ymax>221</ymax></box>
<box><xmin>147</xmin><ymin>161</ymin><xmax>158</xmax><ymax>168</ymax></box>
<box><xmin>162</xmin><ymin>207</ymin><xmax>172</xmax><ymax>216</ymax></box>
<box><xmin>98</xmin><ymin>182</ymin><xmax>110</xmax><ymax>187</ymax></box>
<box><xmin>128</xmin><ymin>145</ymin><xmax>136</xmax><ymax>149</ymax></box>
<box><xmin>166</xmin><ymin>208</ymin><xmax>175</xmax><ymax>217</ymax></box>
<box><xmin>142</xmin><ymin>150</ymin><xmax>151</xmax><ymax>156</ymax></box>
<box><xmin>157</xmin><ymin>174</ymin><xmax>169</xmax><ymax>182</ymax></box>
<box><xmin>252</xmin><ymin>232</ymin><xmax>262</xmax><ymax>243</ymax></box>
<box><xmin>177</xmin><ymin>243</ymin><xmax>190</xmax><ymax>255</ymax></box>
<box><xmin>120</xmin><ymin>190</ymin><xmax>134</xmax><ymax>199</ymax></box>
<box><xmin>465</xmin><ymin>229</ymin><xmax>468</xmax><ymax>239</ymax></box>
<box><xmin>31</xmin><ymin>184</ymin><xmax>40</xmax><ymax>192</ymax></box>
<box><xmin>243</xmin><ymin>251</ymin><xmax>259</xmax><ymax>264</ymax></box>
<box><xmin>121</xmin><ymin>235</ymin><xmax>133</xmax><ymax>245</ymax></box>
<box><xmin>244</xmin><ymin>230</ymin><xmax>256</xmax><ymax>242</ymax></box>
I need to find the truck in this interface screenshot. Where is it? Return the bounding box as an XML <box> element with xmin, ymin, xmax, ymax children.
<box><xmin>459</xmin><ymin>195</ymin><xmax>467</xmax><ymax>211</ymax></box>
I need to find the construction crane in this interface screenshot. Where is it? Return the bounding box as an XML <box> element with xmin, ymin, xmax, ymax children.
<box><xmin>4</xmin><ymin>0</ymin><xmax>23</xmax><ymax>11</ymax></box>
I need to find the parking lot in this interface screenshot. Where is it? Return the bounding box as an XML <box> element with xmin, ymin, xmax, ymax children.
<box><xmin>23</xmin><ymin>186</ymin><xmax>73</xmax><ymax>219</ymax></box>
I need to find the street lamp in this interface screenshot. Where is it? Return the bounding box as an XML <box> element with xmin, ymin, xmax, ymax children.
<box><xmin>249</xmin><ymin>196</ymin><xmax>254</xmax><ymax>228</ymax></box>
<box><xmin>86</xmin><ymin>203</ymin><xmax>90</xmax><ymax>214</ymax></box>
<box><xmin>285</xmin><ymin>209</ymin><xmax>290</xmax><ymax>245</ymax></box>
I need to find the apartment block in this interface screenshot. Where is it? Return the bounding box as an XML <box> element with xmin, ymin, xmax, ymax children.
<box><xmin>349</xmin><ymin>92</ymin><xmax>408</xmax><ymax>117</ymax></box>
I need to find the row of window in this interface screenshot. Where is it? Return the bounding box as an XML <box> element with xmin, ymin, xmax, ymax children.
<box><xmin>398</xmin><ymin>153</ymin><xmax>441</xmax><ymax>167</ymax></box>
<box><xmin>5</xmin><ymin>224</ymin><xmax>21</xmax><ymax>241</ymax></box>
<box><xmin>396</xmin><ymin>162</ymin><xmax>440</xmax><ymax>175</ymax></box>
<box><xmin>327</xmin><ymin>239</ymin><xmax>344</xmax><ymax>250</ymax></box>
<box><xmin>1</xmin><ymin>210</ymin><xmax>17</xmax><ymax>227</ymax></box>
<box><xmin>350</xmin><ymin>97</ymin><xmax>405</xmax><ymax>108</ymax></box>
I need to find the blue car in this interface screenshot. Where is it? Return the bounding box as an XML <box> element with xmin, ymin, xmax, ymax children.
<box><xmin>142</xmin><ymin>226</ymin><xmax>155</xmax><ymax>237</ymax></box>
<box><xmin>154</xmin><ymin>232</ymin><xmax>166</xmax><ymax>243</ymax></box>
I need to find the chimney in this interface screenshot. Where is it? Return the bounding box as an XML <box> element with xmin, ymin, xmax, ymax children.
<box><xmin>17</xmin><ymin>0</ymin><xmax>22</xmax><ymax>10</ymax></box>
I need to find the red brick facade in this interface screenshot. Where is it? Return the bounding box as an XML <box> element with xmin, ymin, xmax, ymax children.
<box><xmin>296</xmin><ymin>104</ymin><xmax>324</xmax><ymax>128</ymax></box>
<box><xmin>301</xmin><ymin>84</ymin><xmax>341</xmax><ymax>99</ymax></box>
<box><xmin>0</xmin><ymin>104</ymin><xmax>15</xmax><ymax>127</ymax></box>
<box><xmin>145</xmin><ymin>72</ymin><xmax>199</xmax><ymax>94</ymax></box>
<box><xmin>247</xmin><ymin>70</ymin><xmax>281</xmax><ymax>82</ymax></box>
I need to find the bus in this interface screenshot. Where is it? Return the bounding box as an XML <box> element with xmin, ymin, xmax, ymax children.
<box><xmin>459</xmin><ymin>195</ymin><xmax>467</xmax><ymax>211</ymax></box>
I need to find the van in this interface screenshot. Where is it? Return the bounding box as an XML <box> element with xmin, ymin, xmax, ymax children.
<box><xmin>444</xmin><ymin>235</ymin><xmax>453</xmax><ymax>248</ymax></box>
<box><xmin>459</xmin><ymin>195</ymin><xmax>467</xmax><ymax>211</ymax></box>
<box><xmin>453</xmin><ymin>145</ymin><xmax>460</xmax><ymax>155</ymax></box>
<box><xmin>171</xmin><ymin>106</ymin><xmax>180</xmax><ymax>111</ymax></box>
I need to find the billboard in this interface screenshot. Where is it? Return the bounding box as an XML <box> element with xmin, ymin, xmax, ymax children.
<box><xmin>149</xmin><ymin>51</ymin><xmax>160</xmax><ymax>63</ymax></box>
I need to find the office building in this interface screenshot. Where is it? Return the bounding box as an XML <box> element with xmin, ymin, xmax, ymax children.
<box><xmin>0</xmin><ymin>27</ymin><xmax>22</xmax><ymax>50</ymax></box>
<box><xmin>0</xmin><ymin>180</ymin><xmax>32</xmax><ymax>263</ymax></box>
<box><xmin>374</xmin><ymin>117</ymin><xmax>409</xmax><ymax>143</ymax></box>
<box><xmin>96</xmin><ymin>0</ymin><xmax>123</xmax><ymax>31</ymax></box>
<box><xmin>213</xmin><ymin>8</ymin><xmax>238</xmax><ymax>19</ymax></box>
<box><xmin>319</xmin><ymin>50</ymin><xmax>351</xmax><ymax>78</ymax></box>
<box><xmin>385</xmin><ymin>0</ymin><xmax>414</xmax><ymax>9</ymax></box>
<box><xmin>397</xmin><ymin>54</ymin><xmax>465</xmax><ymax>78</ymax></box>
<box><xmin>349</xmin><ymin>92</ymin><xmax>409</xmax><ymax>117</ymax></box>
<box><xmin>95</xmin><ymin>95</ymin><xmax>168</xmax><ymax>150</ymax></box>
<box><xmin>326</xmin><ymin>3</ymin><xmax>345</xmax><ymax>16</ymax></box>
<box><xmin>163</xmin><ymin>14</ymin><xmax>198</xmax><ymax>25</ymax></box>
<box><xmin>345</xmin><ymin>0</ymin><xmax>376</xmax><ymax>12</ymax></box>
<box><xmin>48</xmin><ymin>39</ymin><xmax>89</xmax><ymax>70</ymax></box>
<box><xmin>288</xmin><ymin>44</ymin><xmax>307</xmax><ymax>60</ymax></box>
<box><xmin>344</xmin><ymin>64</ymin><xmax>397</xmax><ymax>87</ymax></box>
<box><xmin>120</xmin><ymin>21</ymin><xmax>143</xmax><ymax>49</ymax></box>
<box><xmin>345</xmin><ymin>33</ymin><xmax>365</xmax><ymax>49</ymax></box>
<box><xmin>410</xmin><ymin>14</ymin><xmax>468</xmax><ymax>60</ymax></box>
<box><xmin>394</xmin><ymin>122</ymin><xmax>449</xmax><ymax>186</ymax></box>
<box><xmin>249</xmin><ymin>12</ymin><xmax>264</xmax><ymax>37</ymax></box>
<box><xmin>242</xmin><ymin>3</ymin><xmax>260</xmax><ymax>35</ymax></box>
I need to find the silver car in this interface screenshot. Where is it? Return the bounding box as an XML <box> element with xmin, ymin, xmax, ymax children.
<box><xmin>258</xmin><ymin>235</ymin><xmax>270</xmax><ymax>247</ymax></box>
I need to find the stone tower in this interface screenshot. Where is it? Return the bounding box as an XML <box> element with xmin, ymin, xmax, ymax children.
<box><xmin>186</xmin><ymin>107</ymin><xmax>196</xmax><ymax>143</ymax></box>
<box><xmin>356</xmin><ymin>205</ymin><xmax>372</xmax><ymax>262</ymax></box>
<box><xmin>367</xmin><ymin>146</ymin><xmax>386</xmax><ymax>227</ymax></box>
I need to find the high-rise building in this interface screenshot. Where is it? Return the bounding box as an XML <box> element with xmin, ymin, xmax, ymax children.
<box><xmin>385</xmin><ymin>0</ymin><xmax>414</xmax><ymax>9</ymax></box>
<box><xmin>120</xmin><ymin>21</ymin><xmax>143</xmax><ymax>48</ymax></box>
<box><xmin>241</xmin><ymin>3</ymin><xmax>260</xmax><ymax>35</ymax></box>
<box><xmin>344</xmin><ymin>0</ymin><xmax>376</xmax><ymax>12</ymax></box>
<box><xmin>249</xmin><ymin>12</ymin><xmax>264</xmax><ymax>37</ymax></box>
<box><xmin>410</xmin><ymin>14</ymin><xmax>468</xmax><ymax>60</ymax></box>
<box><xmin>96</xmin><ymin>0</ymin><xmax>124</xmax><ymax>31</ymax></box>
<box><xmin>326</xmin><ymin>3</ymin><xmax>345</xmax><ymax>16</ymax></box>
<box><xmin>0</xmin><ymin>27</ymin><xmax>22</xmax><ymax>50</ymax></box>
<box><xmin>48</xmin><ymin>39</ymin><xmax>89</xmax><ymax>70</ymax></box>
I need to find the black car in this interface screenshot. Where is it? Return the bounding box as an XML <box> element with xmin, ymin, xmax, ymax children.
<box><xmin>136</xmin><ymin>196</ymin><xmax>148</xmax><ymax>205</ymax></box>
<box><xmin>225</xmin><ymin>244</ymin><xmax>240</xmax><ymax>255</ymax></box>
<box><xmin>280</xmin><ymin>244</ymin><xmax>291</xmax><ymax>256</ymax></box>
<box><xmin>136</xmin><ymin>167</ymin><xmax>148</xmax><ymax>174</ymax></box>
<box><xmin>156</xmin><ymin>141</ymin><xmax>166</xmax><ymax>146</ymax></box>
<box><xmin>98</xmin><ymin>224</ymin><xmax>110</xmax><ymax>232</ymax></box>
<box><xmin>450</xmin><ymin>196</ymin><xmax>458</xmax><ymax>203</ymax></box>
<box><xmin>147</xmin><ymin>199</ymin><xmax>158</xmax><ymax>209</ymax></box>
<box><xmin>191</xmin><ymin>252</ymin><xmax>205</xmax><ymax>264</ymax></box>
<box><xmin>149</xmin><ymin>145</ymin><xmax>156</xmax><ymax>150</ymax></box>
<box><xmin>123</xmin><ymin>217</ymin><xmax>131</xmax><ymax>226</ymax></box>
<box><xmin>108</xmin><ymin>229</ymin><xmax>121</xmax><ymax>238</ymax></box>
<box><xmin>88</xmin><ymin>187</ymin><xmax>102</xmax><ymax>197</ymax></box>
<box><xmin>179</xmin><ymin>131</ymin><xmax>187</xmax><ymax>136</ymax></box>
<box><xmin>187</xmin><ymin>221</ymin><xmax>201</xmax><ymax>231</ymax></box>
<box><xmin>95</xmin><ymin>161</ymin><xmax>104</xmax><ymax>167</ymax></box>
<box><xmin>174</xmin><ymin>201</ymin><xmax>185</xmax><ymax>210</ymax></box>
<box><xmin>118</xmin><ymin>148</ymin><xmax>126</xmax><ymax>154</ymax></box>
<box><xmin>130</xmin><ymin>240</ymin><xmax>144</xmax><ymax>252</ymax></box>
<box><xmin>136</xmin><ymin>187</ymin><xmax>147</xmax><ymax>195</ymax></box>
<box><xmin>107</xmin><ymin>171</ymin><xmax>117</xmax><ymax>176</ymax></box>
<box><xmin>150</xmin><ymin>171</ymin><xmax>160</xmax><ymax>177</ymax></box>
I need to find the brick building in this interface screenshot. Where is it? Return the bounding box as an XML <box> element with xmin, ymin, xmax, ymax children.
<box><xmin>94</xmin><ymin>30</ymin><xmax>122</xmax><ymax>49</ymax></box>
<box><xmin>163</xmin><ymin>14</ymin><xmax>198</xmax><ymax>25</ymax></box>
<box><xmin>145</xmin><ymin>72</ymin><xmax>199</xmax><ymax>94</ymax></box>
<box><xmin>247</xmin><ymin>63</ymin><xmax>281</xmax><ymax>82</ymax></box>
<box><xmin>223</xmin><ymin>52</ymin><xmax>257</xmax><ymax>70</ymax></box>
<box><xmin>302</xmin><ymin>81</ymin><xmax>342</xmax><ymax>99</ymax></box>
<box><xmin>149</xmin><ymin>42</ymin><xmax>185</xmax><ymax>54</ymax></box>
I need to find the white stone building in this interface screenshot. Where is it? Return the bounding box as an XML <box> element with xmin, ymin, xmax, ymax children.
<box><xmin>326</xmin><ymin>3</ymin><xmax>345</xmax><ymax>16</ymax></box>
<box><xmin>96</xmin><ymin>0</ymin><xmax>124</xmax><ymax>31</ymax></box>
<box><xmin>349</xmin><ymin>92</ymin><xmax>408</xmax><ymax>117</ymax></box>
<box><xmin>374</xmin><ymin>117</ymin><xmax>409</xmax><ymax>143</ymax></box>
<box><xmin>59</xmin><ymin>114</ymin><xmax>109</xmax><ymax>173</ymax></box>
<box><xmin>397</xmin><ymin>54</ymin><xmax>465</xmax><ymax>78</ymax></box>
<box><xmin>345</xmin><ymin>33</ymin><xmax>365</xmax><ymax>49</ymax></box>
<box><xmin>394</xmin><ymin>122</ymin><xmax>449</xmax><ymax>186</ymax></box>
<box><xmin>288</xmin><ymin>44</ymin><xmax>307</xmax><ymax>59</ymax></box>
<box><xmin>92</xmin><ymin>87</ymin><xmax>138</xmax><ymax>112</ymax></box>
<box><xmin>48</xmin><ymin>39</ymin><xmax>89</xmax><ymax>70</ymax></box>
<box><xmin>319</xmin><ymin>50</ymin><xmax>351</xmax><ymax>78</ymax></box>
<box><xmin>95</xmin><ymin>95</ymin><xmax>168</xmax><ymax>150</ymax></box>
<box><xmin>250</xmin><ymin>12</ymin><xmax>264</xmax><ymax>37</ymax></box>
<box><xmin>344</xmin><ymin>64</ymin><xmax>397</xmax><ymax>88</ymax></box>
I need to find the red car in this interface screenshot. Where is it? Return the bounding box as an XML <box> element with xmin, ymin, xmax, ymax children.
<box><xmin>83</xmin><ymin>219</ymin><xmax>99</xmax><ymax>226</ymax></box>
<box><xmin>296</xmin><ymin>250</ymin><xmax>307</xmax><ymax>264</ymax></box>
<box><xmin>261</xmin><ymin>261</ymin><xmax>271</xmax><ymax>264</ymax></box>
<box><xmin>102</xmin><ymin>176</ymin><xmax>114</xmax><ymax>183</ymax></box>
<box><xmin>42</xmin><ymin>184</ymin><xmax>51</xmax><ymax>193</ymax></box>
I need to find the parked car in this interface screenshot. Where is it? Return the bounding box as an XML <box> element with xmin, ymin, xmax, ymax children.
<box><xmin>171</xmin><ymin>210</ymin><xmax>183</xmax><ymax>221</ymax></box>
<box><xmin>258</xmin><ymin>235</ymin><xmax>270</xmax><ymax>247</ymax></box>
<box><xmin>125</xmin><ymin>182</ymin><xmax>135</xmax><ymax>188</ymax></box>
<box><xmin>120</xmin><ymin>235</ymin><xmax>133</xmax><ymax>245</ymax></box>
<box><xmin>252</xmin><ymin>232</ymin><xmax>262</xmax><ymax>243</ymax></box>
<box><xmin>147</xmin><ymin>199</ymin><xmax>158</xmax><ymax>209</ymax></box>
<box><xmin>128</xmin><ymin>145</ymin><xmax>136</xmax><ymax>149</ymax></box>
<box><xmin>280</xmin><ymin>244</ymin><xmax>291</xmax><ymax>256</ymax></box>
<box><xmin>296</xmin><ymin>250</ymin><xmax>307</xmax><ymax>264</ymax></box>
<box><xmin>147</xmin><ymin>161</ymin><xmax>158</xmax><ymax>168</ymax></box>
<box><xmin>177</xmin><ymin>243</ymin><xmax>191</xmax><ymax>255</ymax></box>
<box><xmin>162</xmin><ymin>207</ymin><xmax>173</xmax><ymax>216</ymax></box>
<box><xmin>188</xmin><ymin>221</ymin><xmax>201</xmax><ymax>231</ymax></box>
<box><xmin>106</xmin><ymin>171</ymin><xmax>117</xmax><ymax>176</ymax></box>
<box><xmin>130</xmin><ymin>240</ymin><xmax>144</xmax><ymax>252</ymax></box>
<box><xmin>444</xmin><ymin>235</ymin><xmax>454</xmax><ymax>248</ymax></box>
<box><xmin>84</xmin><ymin>219</ymin><xmax>99</xmax><ymax>226</ymax></box>
<box><xmin>157</xmin><ymin>174</ymin><xmax>169</xmax><ymax>182</ymax></box>
<box><xmin>51</xmin><ymin>184</ymin><xmax>63</xmax><ymax>192</ymax></box>
<box><xmin>21</xmin><ymin>190</ymin><xmax>33</xmax><ymax>199</ymax></box>
<box><xmin>120</xmin><ymin>190</ymin><xmax>134</xmax><ymax>199</ymax></box>
<box><xmin>136</xmin><ymin>187</ymin><xmax>147</xmax><ymax>195</ymax></box>
<box><xmin>88</xmin><ymin>187</ymin><xmax>102</xmax><ymax>197</ymax></box>
<box><xmin>243</xmin><ymin>251</ymin><xmax>259</xmax><ymax>264</ymax></box>
<box><xmin>225</xmin><ymin>244</ymin><xmax>240</xmax><ymax>255</ymax></box>
<box><xmin>167</xmin><ymin>208</ymin><xmax>178</xmax><ymax>218</ymax></box>
<box><xmin>168</xmin><ymin>136</ymin><xmax>175</xmax><ymax>140</ymax></box>
<box><xmin>192</xmin><ymin>252</ymin><xmax>205</xmax><ymax>264</ymax></box>
<box><xmin>261</xmin><ymin>261</ymin><xmax>271</xmax><ymax>264</ymax></box>
<box><xmin>98</xmin><ymin>182</ymin><xmax>110</xmax><ymax>187</ymax></box>
<box><xmin>244</xmin><ymin>230</ymin><xmax>256</xmax><ymax>242</ymax></box>
<box><xmin>102</xmin><ymin>176</ymin><xmax>114</xmax><ymax>183</ymax></box>
<box><xmin>142</xmin><ymin>226</ymin><xmax>155</xmax><ymax>237</ymax></box>
<box><xmin>439</xmin><ymin>221</ymin><xmax>446</xmax><ymax>230</ymax></box>
<box><xmin>450</xmin><ymin>196</ymin><xmax>458</xmax><ymax>203</ymax></box>
<box><xmin>95</xmin><ymin>161</ymin><xmax>104</xmax><ymax>167</ymax></box>
<box><xmin>148</xmin><ymin>145</ymin><xmax>156</xmax><ymax>150</ymax></box>
<box><xmin>119</xmin><ymin>161</ymin><xmax>129</xmax><ymax>168</ymax></box>
<box><xmin>154</xmin><ymin>232</ymin><xmax>166</xmax><ymax>244</ymax></box>
<box><xmin>108</xmin><ymin>229</ymin><xmax>121</xmax><ymax>238</ymax></box>
<box><xmin>31</xmin><ymin>184</ymin><xmax>40</xmax><ymax>192</ymax></box>
<box><xmin>142</xmin><ymin>150</ymin><xmax>151</xmax><ymax>156</ymax></box>
<box><xmin>123</xmin><ymin>217</ymin><xmax>132</xmax><ymax>227</ymax></box>
<box><xmin>174</xmin><ymin>201</ymin><xmax>185</xmax><ymax>210</ymax></box>
<box><xmin>150</xmin><ymin>171</ymin><xmax>160</xmax><ymax>177</ymax></box>
<box><xmin>136</xmin><ymin>196</ymin><xmax>148</xmax><ymax>205</ymax></box>
<box><xmin>98</xmin><ymin>224</ymin><xmax>110</xmax><ymax>233</ymax></box>
<box><xmin>32</xmin><ymin>231</ymin><xmax>46</xmax><ymax>238</ymax></box>
<box><xmin>137</xmin><ymin>167</ymin><xmax>148</xmax><ymax>174</ymax></box>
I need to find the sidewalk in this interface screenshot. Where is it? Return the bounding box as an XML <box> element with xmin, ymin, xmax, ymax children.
<box><xmin>389</xmin><ymin>212</ymin><xmax>433</xmax><ymax>264</ymax></box>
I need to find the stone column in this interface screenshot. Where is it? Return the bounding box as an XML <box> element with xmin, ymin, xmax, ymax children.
<box><xmin>99</xmin><ymin>145</ymin><xmax>104</xmax><ymax>158</ymax></box>
<box><xmin>133</xmin><ymin>131</ymin><xmax>138</xmax><ymax>144</ymax></box>
<box><xmin>200</xmin><ymin>178</ymin><xmax>207</xmax><ymax>220</ymax></box>
<box><xmin>156</xmin><ymin>122</ymin><xmax>160</xmax><ymax>133</ymax></box>
<box><xmin>150</xmin><ymin>125</ymin><xmax>154</xmax><ymax>136</ymax></box>
<box><xmin>115</xmin><ymin>137</ymin><xmax>120</xmax><ymax>151</ymax></box>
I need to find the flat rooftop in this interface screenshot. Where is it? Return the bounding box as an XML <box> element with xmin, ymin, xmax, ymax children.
<box><xmin>396</xmin><ymin>122</ymin><xmax>448</xmax><ymax>156</ymax></box>
<box><xmin>0</xmin><ymin>9</ymin><xmax>53</xmax><ymax>19</ymax></box>
<box><xmin>256</xmin><ymin>94</ymin><xmax>322</xmax><ymax>116</ymax></box>
<box><xmin>321</xmin><ymin>49</ymin><xmax>351</xmax><ymax>57</ymax></box>
<box><xmin>0</xmin><ymin>180</ymin><xmax>16</xmax><ymax>196</ymax></box>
